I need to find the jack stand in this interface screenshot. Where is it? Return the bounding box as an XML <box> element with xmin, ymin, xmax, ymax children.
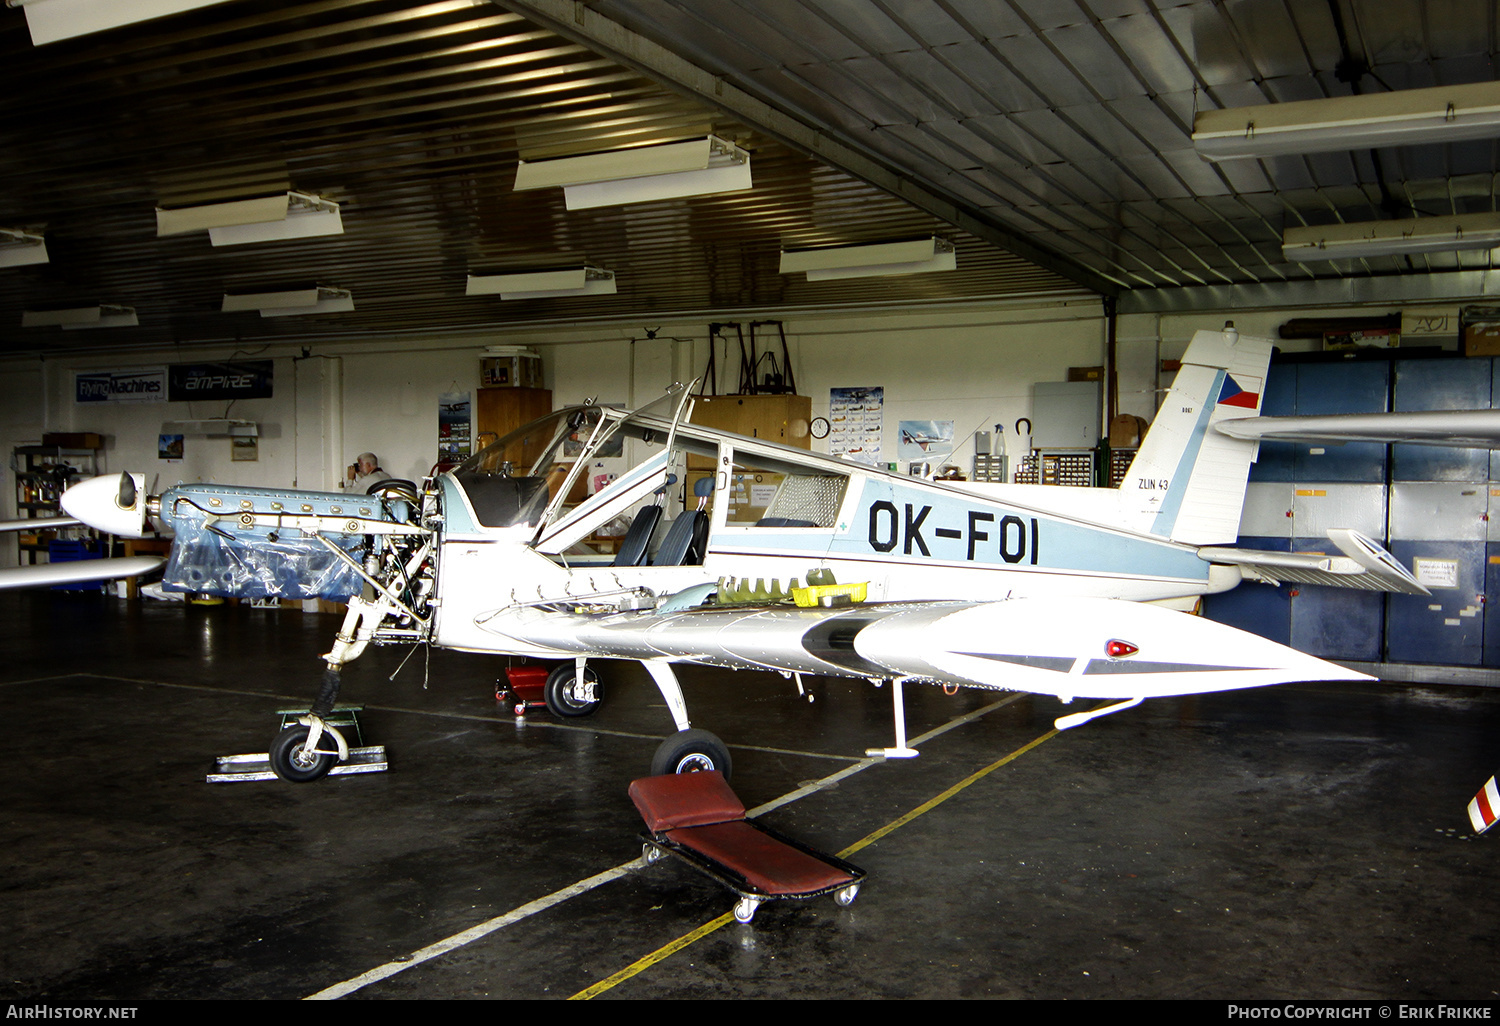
<box><xmin>207</xmin><ymin>704</ymin><xmax>389</xmax><ymax>782</ymax></box>
<box><xmin>866</xmin><ymin>677</ymin><xmax>920</xmax><ymax>759</ymax></box>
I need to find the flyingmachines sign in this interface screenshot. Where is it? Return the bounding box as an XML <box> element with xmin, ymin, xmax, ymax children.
<box><xmin>75</xmin><ymin>367</ymin><xmax>166</xmax><ymax>403</ymax></box>
<box><xmin>75</xmin><ymin>361</ymin><xmax>273</xmax><ymax>403</ymax></box>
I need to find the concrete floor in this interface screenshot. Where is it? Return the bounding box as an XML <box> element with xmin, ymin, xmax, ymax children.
<box><xmin>2</xmin><ymin>589</ymin><xmax>1498</xmax><ymax>1001</ymax></box>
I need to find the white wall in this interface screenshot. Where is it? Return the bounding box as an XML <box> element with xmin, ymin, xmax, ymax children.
<box><xmin>0</xmin><ymin>295</ymin><xmax>1469</xmax><ymax>569</ymax></box>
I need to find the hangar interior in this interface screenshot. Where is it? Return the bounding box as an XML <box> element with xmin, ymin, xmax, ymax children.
<box><xmin>2</xmin><ymin>0</ymin><xmax>1499</xmax><ymax>1002</ymax></box>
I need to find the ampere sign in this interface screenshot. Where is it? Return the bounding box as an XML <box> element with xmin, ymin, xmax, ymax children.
<box><xmin>167</xmin><ymin>361</ymin><xmax>273</xmax><ymax>401</ymax></box>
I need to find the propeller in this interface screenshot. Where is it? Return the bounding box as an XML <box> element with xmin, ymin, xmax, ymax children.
<box><xmin>118</xmin><ymin>472</ymin><xmax>136</xmax><ymax>509</ymax></box>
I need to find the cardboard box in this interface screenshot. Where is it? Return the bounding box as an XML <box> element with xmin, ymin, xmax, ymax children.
<box><xmin>1323</xmin><ymin>328</ymin><xmax>1398</xmax><ymax>350</ymax></box>
<box><xmin>1108</xmin><ymin>414</ymin><xmax>1148</xmax><ymax>448</ymax></box>
<box><xmin>481</xmin><ymin>352</ymin><xmax>543</xmax><ymax>388</ymax></box>
<box><xmin>1464</xmin><ymin>323</ymin><xmax>1500</xmax><ymax>357</ymax></box>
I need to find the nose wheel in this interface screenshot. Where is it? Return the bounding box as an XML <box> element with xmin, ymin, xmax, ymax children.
<box><xmin>268</xmin><ymin>724</ymin><xmax>343</xmax><ymax>783</ymax></box>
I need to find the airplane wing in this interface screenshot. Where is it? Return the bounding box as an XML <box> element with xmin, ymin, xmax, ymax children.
<box><xmin>0</xmin><ymin>516</ymin><xmax>82</xmax><ymax>532</ymax></box>
<box><xmin>1</xmin><ymin>503</ymin><xmax>161</xmax><ymax>592</ymax></box>
<box><xmin>1198</xmin><ymin>529</ymin><xmax>1430</xmax><ymax>595</ymax></box>
<box><xmin>1215</xmin><ymin>409</ymin><xmax>1500</xmax><ymax>448</ymax></box>
<box><xmin>0</xmin><ymin>555</ymin><xmax>166</xmax><ymax>592</ymax></box>
<box><xmin>477</xmin><ymin>593</ymin><xmax>1371</xmax><ymax>707</ymax></box>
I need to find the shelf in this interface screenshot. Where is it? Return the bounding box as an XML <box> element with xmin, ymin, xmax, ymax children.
<box><xmin>13</xmin><ymin>443</ymin><xmax>101</xmax><ymax>565</ymax></box>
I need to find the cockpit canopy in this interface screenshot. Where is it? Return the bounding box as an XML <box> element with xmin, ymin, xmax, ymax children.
<box><xmin>451</xmin><ymin>389</ymin><xmax>692</xmax><ymax>530</ymax></box>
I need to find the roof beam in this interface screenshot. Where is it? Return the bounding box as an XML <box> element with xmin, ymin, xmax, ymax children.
<box><xmin>488</xmin><ymin>0</ymin><xmax>1117</xmax><ymax>298</ymax></box>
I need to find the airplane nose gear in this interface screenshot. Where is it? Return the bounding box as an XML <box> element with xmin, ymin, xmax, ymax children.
<box><xmin>270</xmin><ymin>665</ymin><xmax>349</xmax><ymax>783</ymax></box>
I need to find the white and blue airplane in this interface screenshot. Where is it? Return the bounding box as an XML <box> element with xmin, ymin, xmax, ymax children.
<box><xmin>40</xmin><ymin>325</ymin><xmax>1430</xmax><ymax>783</ymax></box>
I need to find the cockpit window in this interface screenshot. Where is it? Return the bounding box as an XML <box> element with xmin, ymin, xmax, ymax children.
<box><xmin>453</xmin><ymin>408</ymin><xmax>598</xmax><ymax>528</ymax></box>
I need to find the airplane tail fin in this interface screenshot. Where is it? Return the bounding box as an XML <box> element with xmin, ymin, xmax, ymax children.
<box><xmin>1115</xmin><ymin>326</ymin><xmax>1272</xmax><ymax>545</ymax></box>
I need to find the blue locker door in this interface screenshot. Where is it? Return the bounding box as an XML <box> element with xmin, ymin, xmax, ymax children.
<box><xmin>1202</xmin><ymin>536</ymin><xmax>1293</xmax><ymax>646</ymax></box>
<box><xmin>1393</xmin><ymin>359</ymin><xmax>1492</xmax><ymax>482</ymax></box>
<box><xmin>1292</xmin><ymin>361</ymin><xmax>1388</xmax><ymax>483</ymax></box>
<box><xmin>1286</xmin><ymin>483</ymin><xmax>1388</xmax><ymax>661</ymax></box>
<box><xmin>1386</xmin><ymin>483</ymin><xmax>1487</xmax><ymax>666</ymax></box>
<box><xmin>1250</xmin><ymin>362</ymin><xmax>1296</xmax><ymax>483</ymax></box>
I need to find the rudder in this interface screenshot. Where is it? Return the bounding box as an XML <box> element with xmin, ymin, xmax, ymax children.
<box><xmin>1115</xmin><ymin>325</ymin><xmax>1272</xmax><ymax>545</ymax></box>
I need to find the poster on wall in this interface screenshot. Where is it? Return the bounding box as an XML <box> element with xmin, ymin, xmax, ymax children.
<box><xmin>76</xmin><ymin>367</ymin><xmax>166</xmax><ymax>403</ymax></box>
<box><xmin>158</xmin><ymin>434</ymin><xmax>183</xmax><ymax>460</ymax></box>
<box><xmin>897</xmin><ymin>420</ymin><xmax>954</xmax><ymax>461</ymax></box>
<box><xmin>829</xmin><ymin>386</ymin><xmax>883</xmax><ymax>465</ymax></box>
<box><xmin>437</xmin><ymin>391</ymin><xmax>471</xmax><ymax>471</ymax></box>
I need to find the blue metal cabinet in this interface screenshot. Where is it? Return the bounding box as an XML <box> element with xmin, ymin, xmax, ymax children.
<box><xmin>1393</xmin><ymin>359</ymin><xmax>1491</xmax><ymax>482</ymax></box>
<box><xmin>1386</xmin><ymin>483</ymin><xmax>1488</xmax><ymax>666</ymax></box>
<box><xmin>1288</xmin><ymin>483</ymin><xmax>1388</xmax><ymax>661</ymax></box>
<box><xmin>1293</xmin><ymin>361</ymin><xmax>1389</xmax><ymax>483</ymax></box>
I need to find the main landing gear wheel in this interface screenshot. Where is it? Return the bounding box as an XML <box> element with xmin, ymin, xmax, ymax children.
<box><xmin>650</xmin><ymin>728</ymin><xmax>732</xmax><ymax>780</ymax></box>
<box><xmin>543</xmin><ymin>663</ymin><xmax>603</xmax><ymax>718</ymax></box>
<box><xmin>268</xmin><ymin>725</ymin><xmax>339</xmax><ymax>783</ymax></box>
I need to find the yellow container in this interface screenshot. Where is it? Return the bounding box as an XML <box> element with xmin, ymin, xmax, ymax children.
<box><xmin>791</xmin><ymin>581</ymin><xmax>868</xmax><ymax>608</ymax></box>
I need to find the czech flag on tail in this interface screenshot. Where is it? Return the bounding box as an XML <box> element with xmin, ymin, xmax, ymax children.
<box><xmin>1468</xmin><ymin>775</ymin><xmax>1499</xmax><ymax>834</ymax></box>
<box><xmin>1216</xmin><ymin>374</ymin><xmax>1261</xmax><ymax>410</ymax></box>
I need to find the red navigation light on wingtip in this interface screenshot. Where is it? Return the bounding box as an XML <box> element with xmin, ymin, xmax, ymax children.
<box><xmin>1105</xmin><ymin>639</ymin><xmax>1138</xmax><ymax>658</ymax></box>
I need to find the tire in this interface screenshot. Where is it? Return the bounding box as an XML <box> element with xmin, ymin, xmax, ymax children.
<box><xmin>544</xmin><ymin>663</ymin><xmax>602</xmax><ymax>718</ymax></box>
<box><xmin>268</xmin><ymin>725</ymin><xmax>339</xmax><ymax>783</ymax></box>
<box><xmin>834</xmin><ymin>883</ymin><xmax>860</xmax><ymax>907</ymax></box>
<box><xmin>367</xmin><ymin>478</ymin><xmax>418</xmax><ymax>498</ymax></box>
<box><xmin>734</xmin><ymin>897</ymin><xmax>759</xmax><ymax>924</ymax></box>
<box><xmin>650</xmin><ymin>728</ymin><xmax>732</xmax><ymax>779</ymax></box>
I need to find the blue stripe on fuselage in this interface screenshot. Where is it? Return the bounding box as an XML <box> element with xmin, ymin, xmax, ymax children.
<box><xmin>715</xmin><ymin>478</ymin><xmax>1208</xmax><ymax>583</ymax></box>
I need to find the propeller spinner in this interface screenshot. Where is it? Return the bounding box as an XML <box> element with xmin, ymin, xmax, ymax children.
<box><xmin>60</xmin><ymin>472</ymin><xmax>150</xmax><ymax>538</ymax></box>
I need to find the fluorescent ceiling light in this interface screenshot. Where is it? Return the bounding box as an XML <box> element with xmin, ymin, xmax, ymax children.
<box><xmin>161</xmin><ymin>419</ymin><xmax>258</xmax><ymax>437</ymax></box>
<box><xmin>210</xmin><ymin>194</ymin><xmax>342</xmax><ymax>246</ymax></box>
<box><xmin>156</xmin><ymin>191</ymin><xmax>342</xmax><ymax>244</ymax></box>
<box><xmin>466</xmin><ymin>267</ymin><xmax>617</xmax><ymax>300</ymax></box>
<box><xmin>514</xmin><ymin>136</ymin><xmax>751</xmax><ymax>210</ymax></box>
<box><xmin>779</xmin><ymin>237</ymin><xmax>957</xmax><ymax>280</ymax></box>
<box><xmin>10</xmin><ymin>0</ymin><xmax>235</xmax><ymax>46</ymax></box>
<box><xmin>1194</xmin><ymin>80</ymin><xmax>1500</xmax><ymax>160</ymax></box>
<box><xmin>0</xmin><ymin>227</ymin><xmax>48</xmax><ymax>267</ymax></box>
<box><xmin>22</xmin><ymin>304</ymin><xmax>137</xmax><ymax>328</ymax></box>
<box><xmin>222</xmin><ymin>288</ymin><xmax>320</xmax><ymax>312</ymax></box>
<box><xmin>1283</xmin><ymin>212</ymin><xmax>1500</xmax><ymax>261</ymax></box>
<box><xmin>258</xmin><ymin>287</ymin><xmax>354</xmax><ymax>317</ymax></box>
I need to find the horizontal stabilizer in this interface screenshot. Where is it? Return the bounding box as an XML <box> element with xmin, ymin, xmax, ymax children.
<box><xmin>1198</xmin><ymin>529</ymin><xmax>1428</xmax><ymax>595</ymax></box>
<box><xmin>1215</xmin><ymin>410</ymin><xmax>1500</xmax><ymax>449</ymax></box>
<box><xmin>0</xmin><ymin>555</ymin><xmax>164</xmax><ymax>592</ymax></box>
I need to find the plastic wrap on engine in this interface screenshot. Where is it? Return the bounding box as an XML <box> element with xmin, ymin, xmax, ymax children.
<box><xmin>161</xmin><ymin>516</ymin><xmax>366</xmax><ymax>599</ymax></box>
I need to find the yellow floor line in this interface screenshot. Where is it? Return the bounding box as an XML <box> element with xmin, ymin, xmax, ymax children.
<box><xmin>570</xmin><ymin>726</ymin><xmax>1062</xmax><ymax>1000</ymax></box>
